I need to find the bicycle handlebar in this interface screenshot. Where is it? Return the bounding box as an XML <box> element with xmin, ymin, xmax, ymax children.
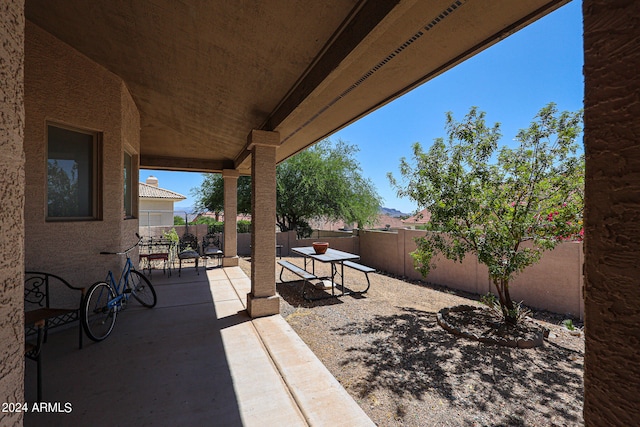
<box><xmin>99</xmin><ymin>234</ymin><xmax>143</xmax><ymax>256</ymax></box>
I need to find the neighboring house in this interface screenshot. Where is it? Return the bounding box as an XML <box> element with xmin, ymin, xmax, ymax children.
<box><xmin>402</xmin><ymin>209</ymin><xmax>431</xmax><ymax>228</ymax></box>
<box><xmin>139</xmin><ymin>176</ymin><xmax>186</xmax><ymax>227</ymax></box>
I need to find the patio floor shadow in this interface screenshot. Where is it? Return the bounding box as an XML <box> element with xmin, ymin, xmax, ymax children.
<box><xmin>24</xmin><ymin>267</ymin><xmax>373</xmax><ymax>427</ymax></box>
<box><xmin>24</xmin><ymin>266</ymin><xmax>373</xmax><ymax>426</ymax></box>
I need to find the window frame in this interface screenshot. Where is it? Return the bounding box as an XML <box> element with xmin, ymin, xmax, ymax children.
<box><xmin>46</xmin><ymin>123</ymin><xmax>102</xmax><ymax>222</ymax></box>
<box><xmin>123</xmin><ymin>151</ymin><xmax>134</xmax><ymax>219</ymax></box>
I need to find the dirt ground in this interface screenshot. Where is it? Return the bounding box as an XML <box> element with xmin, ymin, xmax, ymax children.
<box><xmin>239</xmin><ymin>257</ymin><xmax>584</xmax><ymax>427</ymax></box>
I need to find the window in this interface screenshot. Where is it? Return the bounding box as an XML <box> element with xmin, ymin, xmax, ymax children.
<box><xmin>124</xmin><ymin>152</ymin><xmax>133</xmax><ymax>218</ymax></box>
<box><xmin>47</xmin><ymin>124</ymin><xmax>101</xmax><ymax>220</ymax></box>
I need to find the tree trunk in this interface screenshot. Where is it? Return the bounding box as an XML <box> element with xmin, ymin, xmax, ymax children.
<box><xmin>492</xmin><ymin>277</ymin><xmax>517</xmax><ymax>325</ymax></box>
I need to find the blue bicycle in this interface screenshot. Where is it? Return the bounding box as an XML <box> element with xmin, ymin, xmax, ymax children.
<box><xmin>81</xmin><ymin>234</ymin><xmax>157</xmax><ymax>341</ymax></box>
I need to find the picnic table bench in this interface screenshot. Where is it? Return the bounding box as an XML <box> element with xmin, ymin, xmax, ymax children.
<box><xmin>278</xmin><ymin>260</ymin><xmax>319</xmax><ymax>301</ymax></box>
<box><xmin>280</xmin><ymin>248</ymin><xmax>375</xmax><ymax>301</ymax></box>
<box><xmin>278</xmin><ymin>260</ymin><xmax>317</xmax><ymax>282</ymax></box>
<box><xmin>342</xmin><ymin>260</ymin><xmax>374</xmax><ymax>293</ymax></box>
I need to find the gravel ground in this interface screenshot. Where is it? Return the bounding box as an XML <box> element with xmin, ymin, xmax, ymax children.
<box><xmin>239</xmin><ymin>257</ymin><xmax>584</xmax><ymax>427</ymax></box>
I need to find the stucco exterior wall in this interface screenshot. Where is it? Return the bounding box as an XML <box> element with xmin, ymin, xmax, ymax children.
<box><xmin>583</xmin><ymin>1</ymin><xmax>640</xmax><ymax>425</ymax></box>
<box><xmin>0</xmin><ymin>1</ymin><xmax>25</xmax><ymax>424</ymax></box>
<box><xmin>139</xmin><ymin>199</ymin><xmax>176</xmax><ymax>227</ymax></box>
<box><xmin>24</xmin><ymin>22</ymin><xmax>140</xmax><ymax>288</ymax></box>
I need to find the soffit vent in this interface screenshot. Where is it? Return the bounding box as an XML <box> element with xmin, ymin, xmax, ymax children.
<box><xmin>282</xmin><ymin>0</ymin><xmax>466</xmax><ymax>144</ymax></box>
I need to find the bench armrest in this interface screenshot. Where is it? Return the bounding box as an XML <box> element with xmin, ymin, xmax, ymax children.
<box><xmin>25</xmin><ymin>271</ymin><xmax>85</xmax><ymax>292</ymax></box>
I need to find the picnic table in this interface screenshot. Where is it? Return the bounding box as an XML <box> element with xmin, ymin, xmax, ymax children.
<box><xmin>279</xmin><ymin>247</ymin><xmax>374</xmax><ymax>301</ymax></box>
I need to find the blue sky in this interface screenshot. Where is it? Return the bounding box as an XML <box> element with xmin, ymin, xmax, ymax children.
<box><xmin>141</xmin><ymin>0</ymin><xmax>583</xmax><ymax>215</ymax></box>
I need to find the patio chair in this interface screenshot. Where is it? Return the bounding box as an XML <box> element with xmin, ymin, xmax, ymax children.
<box><xmin>202</xmin><ymin>233</ymin><xmax>223</xmax><ymax>268</ymax></box>
<box><xmin>178</xmin><ymin>233</ymin><xmax>200</xmax><ymax>276</ymax></box>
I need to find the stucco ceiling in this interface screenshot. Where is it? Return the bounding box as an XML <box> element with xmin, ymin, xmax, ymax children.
<box><xmin>25</xmin><ymin>0</ymin><xmax>570</xmax><ymax>175</ymax></box>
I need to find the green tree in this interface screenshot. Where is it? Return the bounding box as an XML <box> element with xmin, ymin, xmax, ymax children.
<box><xmin>389</xmin><ymin>103</ymin><xmax>584</xmax><ymax>324</ymax></box>
<box><xmin>192</xmin><ymin>174</ymin><xmax>252</xmax><ymax>219</ymax></box>
<box><xmin>191</xmin><ymin>139</ymin><xmax>381</xmax><ymax>237</ymax></box>
<box><xmin>237</xmin><ymin>219</ymin><xmax>251</xmax><ymax>234</ymax></box>
<box><xmin>276</xmin><ymin>139</ymin><xmax>382</xmax><ymax>235</ymax></box>
<box><xmin>174</xmin><ymin>215</ymin><xmax>186</xmax><ymax>225</ymax></box>
<box><xmin>47</xmin><ymin>160</ymin><xmax>79</xmax><ymax>217</ymax></box>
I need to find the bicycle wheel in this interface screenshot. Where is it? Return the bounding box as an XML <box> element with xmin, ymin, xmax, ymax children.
<box><xmin>82</xmin><ymin>281</ymin><xmax>117</xmax><ymax>342</ymax></box>
<box><xmin>128</xmin><ymin>270</ymin><xmax>157</xmax><ymax>308</ymax></box>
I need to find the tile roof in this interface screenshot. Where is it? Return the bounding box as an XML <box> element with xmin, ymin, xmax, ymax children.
<box><xmin>402</xmin><ymin>208</ymin><xmax>431</xmax><ymax>225</ymax></box>
<box><xmin>139</xmin><ymin>182</ymin><xmax>186</xmax><ymax>200</ymax></box>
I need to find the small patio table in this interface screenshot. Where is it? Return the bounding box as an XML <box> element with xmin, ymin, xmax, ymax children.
<box><xmin>291</xmin><ymin>247</ymin><xmax>360</xmax><ymax>298</ymax></box>
<box><xmin>139</xmin><ymin>237</ymin><xmax>174</xmax><ymax>277</ymax></box>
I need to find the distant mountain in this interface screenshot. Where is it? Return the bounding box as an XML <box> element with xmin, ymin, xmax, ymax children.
<box><xmin>174</xmin><ymin>206</ymin><xmax>196</xmax><ymax>214</ymax></box>
<box><xmin>379</xmin><ymin>207</ymin><xmax>408</xmax><ymax>218</ymax></box>
<box><xmin>173</xmin><ymin>206</ymin><xmax>198</xmax><ymax>222</ymax></box>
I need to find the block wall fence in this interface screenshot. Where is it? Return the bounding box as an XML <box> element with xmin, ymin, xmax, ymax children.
<box><xmin>360</xmin><ymin>229</ymin><xmax>584</xmax><ymax>319</ymax></box>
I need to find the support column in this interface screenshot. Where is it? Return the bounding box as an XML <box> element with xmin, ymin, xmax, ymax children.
<box><xmin>246</xmin><ymin>130</ymin><xmax>280</xmax><ymax>317</ymax></box>
<box><xmin>247</xmin><ymin>130</ymin><xmax>280</xmax><ymax>317</ymax></box>
<box><xmin>0</xmin><ymin>1</ymin><xmax>25</xmax><ymax>424</ymax></box>
<box><xmin>583</xmin><ymin>1</ymin><xmax>640</xmax><ymax>425</ymax></box>
<box><xmin>222</xmin><ymin>169</ymin><xmax>240</xmax><ymax>267</ymax></box>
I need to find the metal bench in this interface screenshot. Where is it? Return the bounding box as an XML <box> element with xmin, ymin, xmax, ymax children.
<box><xmin>24</xmin><ymin>271</ymin><xmax>85</xmax><ymax>349</ymax></box>
<box><xmin>342</xmin><ymin>260</ymin><xmax>374</xmax><ymax>294</ymax></box>
<box><xmin>277</xmin><ymin>260</ymin><xmax>318</xmax><ymax>301</ymax></box>
<box><xmin>24</xmin><ymin>271</ymin><xmax>85</xmax><ymax>403</ymax></box>
<box><xmin>24</xmin><ymin>319</ymin><xmax>45</xmax><ymax>402</ymax></box>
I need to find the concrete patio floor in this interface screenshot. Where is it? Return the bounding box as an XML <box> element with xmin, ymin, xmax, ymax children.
<box><xmin>25</xmin><ymin>265</ymin><xmax>374</xmax><ymax>427</ymax></box>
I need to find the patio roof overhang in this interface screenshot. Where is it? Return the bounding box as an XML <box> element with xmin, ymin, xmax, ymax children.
<box><xmin>25</xmin><ymin>0</ymin><xmax>569</xmax><ymax>175</ymax></box>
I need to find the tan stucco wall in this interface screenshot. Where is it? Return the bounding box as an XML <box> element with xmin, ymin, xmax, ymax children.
<box><xmin>359</xmin><ymin>229</ymin><xmax>584</xmax><ymax>318</ymax></box>
<box><xmin>359</xmin><ymin>229</ymin><xmax>403</xmax><ymax>276</ymax></box>
<box><xmin>510</xmin><ymin>241</ymin><xmax>584</xmax><ymax>318</ymax></box>
<box><xmin>583</xmin><ymin>1</ymin><xmax>640</xmax><ymax>424</ymax></box>
<box><xmin>24</xmin><ymin>22</ymin><xmax>140</xmax><ymax>288</ymax></box>
<box><xmin>360</xmin><ymin>229</ymin><xmax>488</xmax><ymax>293</ymax></box>
<box><xmin>0</xmin><ymin>1</ymin><xmax>25</xmax><ymax>424</ymax></box>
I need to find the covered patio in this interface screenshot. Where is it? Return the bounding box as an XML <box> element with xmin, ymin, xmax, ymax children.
<box><xmin>2</xmin><ymin>0</ymin><xmax>640</xmax><ymax>426</ymax></box>
<box><xmin>24</xmin><ymin>266</ymin><xmax>372</xmax><ymax>426</ymax></box>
